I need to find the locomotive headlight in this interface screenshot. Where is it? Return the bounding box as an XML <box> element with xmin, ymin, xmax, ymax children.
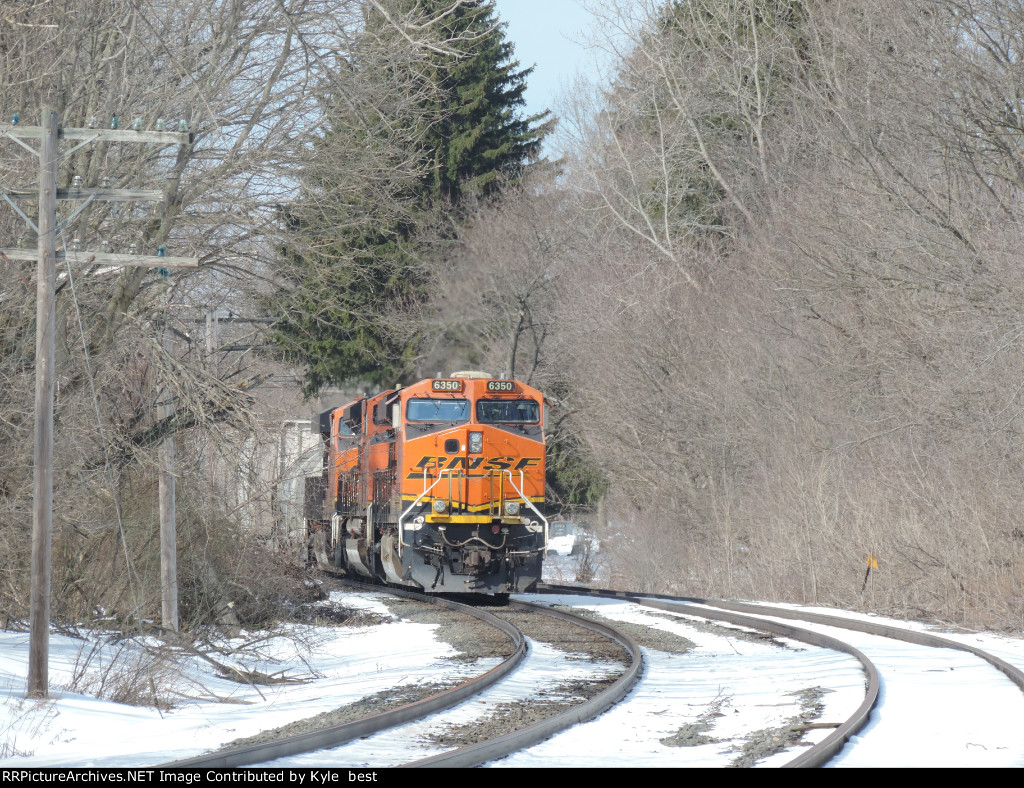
<box><xmin>432</xmin><ymin>499</ymin><xmax>447</xmax><ymax>514</ymax></box>
<box><xmin>468</xmin><ymin>431</ymin><xmax>483</xmax><ymax>453</ymax></box>
<box><xmin>504</xmin><ymin>500</ymin><xmax>520</xmax><ymax>516</ymax></box>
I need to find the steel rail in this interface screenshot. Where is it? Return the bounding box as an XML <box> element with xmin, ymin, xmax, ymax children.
<box><xmin>161</xmin><ymin>580</ymin><xmax>526</xmax><ymax>768</ymax></box>
<box><xmin>536</xmin><ymin>583</ymin><xmax>881</xmax><ymax>768</ymax></box>
<box><xmin>692</xmin><ymin>598</ymin><xmax>1024</xmax><ymax>694</ymax></box>
<box><xmin>400</xmin><ymin>599</ymin><xmax>644</xmax><ymax>768</ymax></box>
<box><xmin>540</xmin><ymin>582</ymin><xmax>1024</xmax><ymax>694</ymax></box>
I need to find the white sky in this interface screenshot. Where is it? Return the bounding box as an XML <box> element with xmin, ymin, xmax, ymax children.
<box><xmin>492</xmin><ymin>0</ymin><xmax>600</xmax><ymax>121</ymax></box>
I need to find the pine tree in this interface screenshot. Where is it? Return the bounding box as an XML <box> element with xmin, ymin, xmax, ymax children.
<box><xmin>416</xmin><ymin>0</ymin><xmax>552</xmax><ymax>205</ymax></box>
<box><xmin>269</xmin><ymin>0</ymin><xmax>550</xmax><ymax>395</ymax></box>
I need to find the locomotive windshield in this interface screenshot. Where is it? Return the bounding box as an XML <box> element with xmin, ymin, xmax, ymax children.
<box><xmin>476</xmin><ymin>399</ymin><xmax>540</xmax><ymax>424</ymax></box>
<box><xmin>406</xmin><ymin>398</ymin><xmax>469</xmax><ymax>423</ymax></box>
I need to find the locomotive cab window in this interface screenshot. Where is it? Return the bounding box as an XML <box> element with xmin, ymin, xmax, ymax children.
<box><xmin>476</xmin><ymin>399</ymin><xmax>540</xmax><ymax>424</ymax></box>
<box><xmin>333</xmin><ymin>420</ymin><xmax>356</xmax><ymax>453</ymax></box>
<box><xmin>406</xmin><ymin>398</ymin><xmax>470</xmax><ymax>423</ymax></box>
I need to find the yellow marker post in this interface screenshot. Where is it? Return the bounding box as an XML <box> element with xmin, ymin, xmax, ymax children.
<box><xmin>862</xmin><ymin>553</ymin><xmax>878</xmax><ymax>593</ymax></box>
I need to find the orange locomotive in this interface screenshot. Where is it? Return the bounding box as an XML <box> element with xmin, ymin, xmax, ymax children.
<box><xmin>307</xmin><ymin>372</ymin><xmax>548</xmax><ymax>595</ymax></box>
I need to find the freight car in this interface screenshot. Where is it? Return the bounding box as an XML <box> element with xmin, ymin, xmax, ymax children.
<box><xmin>305</xmin><ymin>372</ymin><xmax>548</xmax><ymax>595</ymax></box>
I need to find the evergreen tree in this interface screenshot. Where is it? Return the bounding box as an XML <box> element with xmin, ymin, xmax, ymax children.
<box><xmin>416</xmin><ymin>0</ymin><xmax>552</xmax><ymax>204</ymax></box>
<box><xmin>268</xmin><ymin>0</ymin><xmax>550</xmax><ymax>396</ymax></box>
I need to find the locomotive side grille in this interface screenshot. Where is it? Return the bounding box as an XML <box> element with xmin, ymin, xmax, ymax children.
<box><xmin>336</xmin><ymin>474</ymin><xmax>358</xmax><ymax>515</ymax></box>
<box><xmin>372</xmin><ymin>468</ymin><xmax>396</xmax><ymax>510</ymax></box>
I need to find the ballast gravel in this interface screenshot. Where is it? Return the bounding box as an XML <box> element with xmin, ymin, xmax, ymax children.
<box><xmin>220</xmin><ymin>596</ymin><xmax>510</xmax><ymax>751</ymax></box>
<box><xmin>218</xmin><ymin>592</ymin><xmax>838</xmax><ymax>766</ymax></box>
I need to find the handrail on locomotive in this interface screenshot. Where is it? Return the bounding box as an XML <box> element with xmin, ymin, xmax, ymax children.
<box><xmin>397</xmin><ymin>466</ymin><xmax>549</xmax><ymax>550</ymax></box>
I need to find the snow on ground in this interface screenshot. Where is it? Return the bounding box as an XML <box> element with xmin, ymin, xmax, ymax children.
<box><xmin>0</xmin><ymin>592</ymin><xmax>492</xmax><ymax>767</ymax></box>
<box><xmin>260</xmin><ymin>638</ymin><xmax>623</xmax><ymax>768</ymax></box>
<box><xmin>495</xmin><ymin>595</ymin><xmax>866</xmax><ymax>768</ymax></box>
<box><xmin>707</xmin><ymin>602</ymin><xmax>1024</xmax><ymax>768</ymax></box>
<box><xmin>514</xmin><ymin>595</ymin><xmax>1024</xmax><ymax>767</ymax></box>
<box><xmin>1</xmin><ymin>585</ymin><xmax>1023</xmax><ymax>768</ymax></box>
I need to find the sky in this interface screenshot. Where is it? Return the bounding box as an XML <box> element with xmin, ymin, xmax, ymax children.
<box><xmin>3</xmin><ymin>564</ymin><xmax>1024</xmax><ymax>769</ymax></box>
<box><xmin>492</xmin><ymin>0</ymin><xmax>603</xmax><ymax>122</ymax></box>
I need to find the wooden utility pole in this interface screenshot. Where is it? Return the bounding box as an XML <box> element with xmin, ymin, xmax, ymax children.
<box><xmin>28</xmin><ymin>108</ymin><xmax>58</xmax><ymax>699</ymax></box>
<box><xmin>158</xmin><ymin>309</ymin><xmax>178</xmax><ymax>631</ymax></box>
<box><xmin>0</xmin><ymin>108</ymin><xmax>196</xmax><ymax>697</ymax></box>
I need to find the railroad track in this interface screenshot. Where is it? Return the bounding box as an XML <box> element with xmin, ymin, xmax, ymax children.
<box><xmin>517</xmin><ymin>588</ymin><xmax>876</xmax><ymax>767</ymax></box>
<box><xmin>536</xmin><ymin>582</ymin><xmax>1024</xmax><ymax>767</ymax></box>
<box><xmin>163</xmin><ymin>582</ymin><xmax>875</xmax><ymax>768</ymax></box>
<box><xmin>400</xmin><ymin>598</ymin><xmax>642</xmax><ymax>767</ymax></box>
<box><xmin>163</xmin><ymin>582</ymin><xmax>524</xmax><ymax>768</ymax></box>
<box><xmin>162</xmin><ymin>581</ymin><xmax>642</xmax><ymax>769</ymax></box>
<box><xmin>163</xmin><ymin>580</ymin><xmax>1023</xmax><ymax>768</ymax></box>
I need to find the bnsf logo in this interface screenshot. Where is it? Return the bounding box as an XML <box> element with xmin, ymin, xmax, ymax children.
<box><xmin>409</xmin><ymin>456</ymin><xmax>542</xmax><ymax>475</ymax></box>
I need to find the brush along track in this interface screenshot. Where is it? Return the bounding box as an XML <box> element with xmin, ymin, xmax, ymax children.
<box><xmin>161</xmin><ymin>581</ymin><xmax>525</xmax><ymax>769</ymax></box>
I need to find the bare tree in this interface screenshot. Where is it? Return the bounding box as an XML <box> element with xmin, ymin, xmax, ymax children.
<box><xmin>0</xmin><ymin>0</ymin><xmax>481</xmax><ymax>627</ymax></box>
<box><xmin>536</xmin><ymin>0</ymin><xmax>1024</xmax><ymax>626</ymax></box>
<box><xmin>416</xmin><ymin>170</ymin><xmax>567</xmax><ymax>383</ymax></box>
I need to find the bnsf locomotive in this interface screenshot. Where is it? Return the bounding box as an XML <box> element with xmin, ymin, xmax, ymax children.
<box><xmin>305</xmin><ymin>372</ymin><xmax>548</xmax><ymax>595</ymax></box>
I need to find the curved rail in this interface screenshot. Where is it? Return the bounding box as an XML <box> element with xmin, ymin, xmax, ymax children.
<box><xmin>540</xmin><ymin>582</ymin><xmax>1024</xmax><ymax>694</ymax></box>
<box><xmin>401</xmin><ymin>599</ymin><xmax>644</xmax><ymax>768</ymax></box>
<box><xmin>695</xmin><ymin>598</ymin><xmax>1024</xmax><ymax>694</ymax></box>
<box><xmin>161</xmin><ymin>581</ymin><xmax>527</xmax><ymax>768</ymax></box>
<box><xmin>536</xmin><ymin>584</ymin><xmax>881</xmax><ymax>768</ymax></box>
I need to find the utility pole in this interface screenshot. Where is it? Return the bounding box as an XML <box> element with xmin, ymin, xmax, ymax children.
<box><xmin>158</xmin><ymin>303</ymin><xmax>178</xmax><ymax>632</ymax></box>
<box><xmin>0</xmin><ymin>107</ymin><xmax>196</xmax><ymax>697</ymax></box>
<box><xmin>28</xmin><ymin>108</ymin><xmax>57</xmax><ymax>703</ymax></box>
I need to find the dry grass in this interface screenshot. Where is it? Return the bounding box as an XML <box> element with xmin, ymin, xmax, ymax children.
<box><xmin>0</xmin><ymin>696</ymin><xmax>60</xmax><ymax>759</ymax></box>
<box><xmin>63</xmin><ymin>639</ymin><xmax>189</xmax><ymax>710</ymax></box>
